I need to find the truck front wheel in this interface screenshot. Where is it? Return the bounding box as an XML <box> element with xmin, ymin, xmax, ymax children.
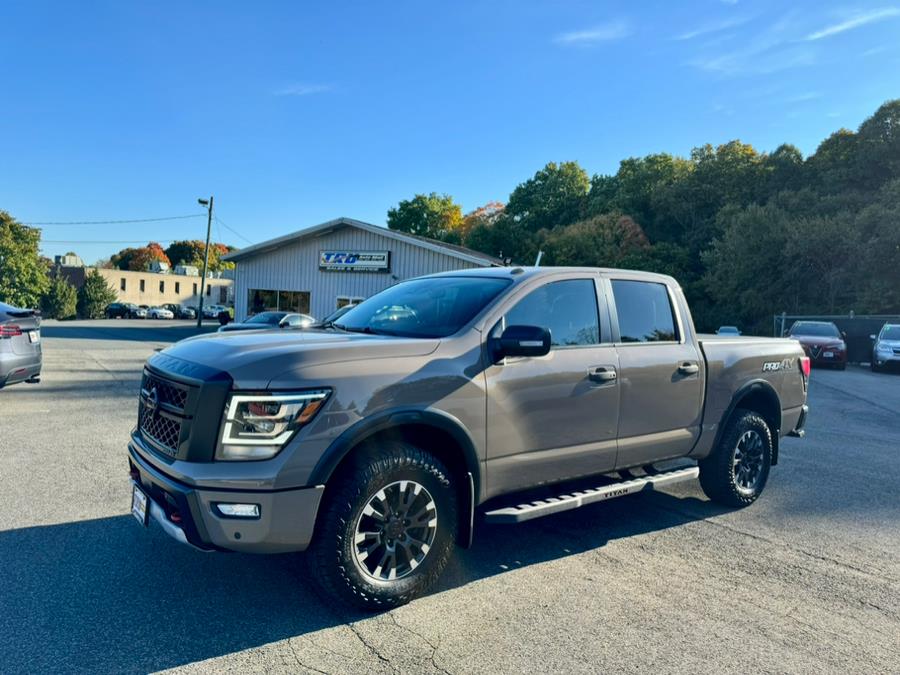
<box><xmin>699</xmin><ymin>409</ymin><xmax>772</xmax><ymax>507</ymax></box>
<box><xmin>306</xmin><ymin>441</ymin><xmax>458</xmax><ymax>609</ymax></box>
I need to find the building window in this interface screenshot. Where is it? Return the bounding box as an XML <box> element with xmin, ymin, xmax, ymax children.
<box><xmin>278</xmin><ymin>290</ymin><xmax>310</xmax><ymax>313</ymax></box>
<box><xmin>219</xmin><ymin>286</ymin><xmax>227</xmax><ymax>303</ymax></box>
<box><xmin>337</xmin><ymin>296</ymin><xmax>364</xmax><ymax>309</ymax></box>
<box><xmin>120</xmin><ymin>278</ymin><xmax>126</xmax><ymax>291</ymax></box>
<box><xmin>206</xmin><ymin>285</ymin><xmax>211</xmax><ymax>297</ymax></box>
<box><xmin>175</xmin><ymin>282</ymin><xmax>180</xmax><ymax>294</ymax></box>
<box><xmin>159</xmin><ymin>280</ymin><xmax>165</xmax><ymax>293</ymax></box>
<box><xmin>193</xmin><ymin>283</ymin><xmax>198</xmax><ymax>296</ymax></box>
<box><xmin>139</xmin><ymin>279</ymin><xmax>145</xmax><ymax>293</ymax></box>
<box><xmin>248</xmin><ymin>289</ymin><xmax>311</xmax><ymax>315</ymax></box>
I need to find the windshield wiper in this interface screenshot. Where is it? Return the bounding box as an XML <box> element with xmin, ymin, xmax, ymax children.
<box><xmin>336</xmin><ymin>324</ymin><xmax>400</xmax><ymax>336</ymax></box>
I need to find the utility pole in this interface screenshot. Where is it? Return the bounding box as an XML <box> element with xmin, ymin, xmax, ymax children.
<box><xmin>197</xmin><ymin>196</ymin><xmax>214</xmax><ymax>328</ymax></box>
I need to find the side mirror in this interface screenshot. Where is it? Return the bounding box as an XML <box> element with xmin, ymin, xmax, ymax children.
<box><xmin>870</xmin><ymin>334</ymin><xmax>877</xmax><ymax>340</ymax></box>
<box><xmin>841</xmin><ymin>331</ymin><xmax>847</xmax><ymax>339</ymax></box>
<box><xmin>493</xmin><ymin>325</ymin><xmax>551</xmax><ymax>361</ymax></box>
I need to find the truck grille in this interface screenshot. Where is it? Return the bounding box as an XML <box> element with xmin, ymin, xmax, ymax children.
<box><xmin>142</xmin><ymin>370</ymin><xmax>188</xmax><ymax>410</ymax></box>
<box><xmin>138</xmin><ymin>405</ymin><xmax>182</xmax><ymax>455</ymax></box>
<box><xmin>138</xmin><ymin>370</ymin><xmax>192</xmax><ymax>457</ymax></box>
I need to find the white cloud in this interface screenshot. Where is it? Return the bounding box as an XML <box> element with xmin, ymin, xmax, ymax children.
<box><xmin>805</xmin><ymin>7</ymin><xmax>900</xmax><ymax>41</ymax></box>
<box><xmin>686</xmin><ymin>12</ymin><xmax>817</xmax><ymax>76</ymax></box>
<box><xmin>554</xmin><ymin>21</ymin><xmax>631</xmax><ymax>45</ymax></box>
<box><xmin>675</xmin><ymin>16</ymin><xmax>751</xmax><ymax>41</ymax></box>
<box><xmin>273</xmin><ymin>83</ymin><xmax>334</xmax><ymax>97</ymax></box>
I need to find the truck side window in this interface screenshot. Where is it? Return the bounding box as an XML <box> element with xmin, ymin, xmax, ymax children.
<box><xmin>611</xmin><ymin>280</ymin><xmax>678</xmax><ymax>343</ymax></box>
<box><xmin>505</xmin><ymin>279</ymin><xmax>600</xmax><ymax>347</ymax></box>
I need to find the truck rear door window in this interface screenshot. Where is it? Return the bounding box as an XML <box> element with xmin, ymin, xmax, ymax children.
<box><xmin>505</xmin><ymin>279</ymin><xmax>600</xmax><ymax>347</ymax></box>
<box><xmin>611</xmin><ymin>280</ymin><xmax>678</xmax><ymax>343</ymax></box>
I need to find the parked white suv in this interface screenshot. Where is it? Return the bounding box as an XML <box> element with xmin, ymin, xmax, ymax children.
<box><xmin>871</xmin><ymin>324</ymin><xmax>900</xmax><ymax>372</ymax></box>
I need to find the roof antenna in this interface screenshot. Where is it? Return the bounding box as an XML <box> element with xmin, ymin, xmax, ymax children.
<box><xmin>534</xmin><ymin>250</ymin><xmax>543</xmax><ymax>267</ymax></box>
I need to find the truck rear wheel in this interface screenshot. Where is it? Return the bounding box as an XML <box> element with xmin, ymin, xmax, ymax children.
<box><xmin>699</xmin><ymin>409</ymin><xmax>772</xmax><ymax>507</ymax></box>
<box><xmin>306</xmin><ymin>441</ymin><xmax>458</xmax><ymax>610</ymax></box>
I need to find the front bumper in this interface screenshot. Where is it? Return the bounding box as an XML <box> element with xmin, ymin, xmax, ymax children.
<box><xmin>873</xmin><ymin>352</ymin><xmax>900</xmax><ymax>367</ymax></box>
<box><xmin>128</xmin><ymin>442</ymin><xmax>324</xmax><ymax>553</ymax></box>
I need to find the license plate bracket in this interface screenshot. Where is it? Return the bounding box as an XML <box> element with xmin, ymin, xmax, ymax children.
<box><xmin>131</xmin><ymin>483</ymin><xmax>149</xmax><ymax>526</ymax></box>
<box><xmin>28</xmin><ymin>330</ymin><xmax>40</xmax><ymax>343</ymax></box>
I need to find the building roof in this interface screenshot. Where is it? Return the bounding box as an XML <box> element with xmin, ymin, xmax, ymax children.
<box><xmin>221</xmin><ymin>217</ymin><xmax>503</xmax><ymax>267</ymax></box>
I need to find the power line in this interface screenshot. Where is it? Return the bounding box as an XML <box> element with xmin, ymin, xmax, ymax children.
<box><xmin>214</xmin><ymin>215</ymin><xmax>254</xmax><ymax>244</ymax></box>
<box><xmin>41</xmin><ymin>238</ymin><xmax>183</xmax><ymax>244</ymax></box>
<box><xmin>24</xmin><ymin>213</ymin><xmax>206</xmax><ymax>226</ymax></box>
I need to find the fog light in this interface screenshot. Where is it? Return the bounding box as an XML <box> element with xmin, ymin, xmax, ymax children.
<box><xmin>215</xmin><ymin>503</ymin><xmax>260</xmax><ymax>518</ymax></box>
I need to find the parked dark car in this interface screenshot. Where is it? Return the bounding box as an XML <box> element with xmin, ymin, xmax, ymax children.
<box><xmin>217</xmin><ymin>311</ymin><xmax>316</xmax><ymax>332</ymax></box>
<box><xmin>106</xmin><ymin>302</ymin><xmax>136</xmax><ymax>319</ymax></box>
<box><xmin>162</xmin><ymin>304</ymin><xmax>196</xmax><ymax>320</ymax></box>
<box><xmin>0</xmin><ymin>301</ymin><xmax>42</xmax><ymax>389</ymax></box>
<box><xmin>788</xmin><ymin>320</ymin><xmax>847</xmax><ymax>369</ymax></box>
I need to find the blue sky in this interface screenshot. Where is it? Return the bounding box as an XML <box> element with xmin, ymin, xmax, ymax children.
<box><xmin>1</xmin><ymin>1</ymin><xmax>898</xmax><ymax>263</ymax></box>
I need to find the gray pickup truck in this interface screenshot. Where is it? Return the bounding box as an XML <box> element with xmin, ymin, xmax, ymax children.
<box><xmin>128</xmin><ymin>267</ymin><xmax>810</xmax><ymax>608</ymax></box>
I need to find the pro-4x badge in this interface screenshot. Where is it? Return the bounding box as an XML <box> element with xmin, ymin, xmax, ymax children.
<box><xmin>762</xmin><ymin>358</ymin><xmax>794</xmax><ymax>372</ymax></box>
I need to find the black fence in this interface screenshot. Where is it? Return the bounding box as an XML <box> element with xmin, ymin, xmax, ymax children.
<box><xmin>773</xmin><ymin>313</ymin><xmax>900</xmax><ymax>363</ymax></box>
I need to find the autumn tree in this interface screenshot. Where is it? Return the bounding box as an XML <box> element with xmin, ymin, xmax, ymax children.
<box><xmin>387</xmin><ymin>193</ymin><xmax>464</xmax><ymax>242</ymax></box>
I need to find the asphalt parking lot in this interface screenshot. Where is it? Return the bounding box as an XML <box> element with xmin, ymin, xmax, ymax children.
<box><xmin>1</xmin><ymin>320</ymin><xmax>898</xmax><ymax>674</ymax></box>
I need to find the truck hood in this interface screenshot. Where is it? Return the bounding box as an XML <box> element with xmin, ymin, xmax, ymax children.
<box><xmin>150</xmin><ymin>328</ymin><xmax>440</xmax><ymax>388</ymax></box>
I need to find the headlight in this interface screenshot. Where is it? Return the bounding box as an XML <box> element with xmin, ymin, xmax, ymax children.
<box><xmin>877</xmin><ymin>344</ymin><xmax>892</xmax><ymax>354</ymax></box>
<box><xmin>217</xmin><ymin>390</ymin><xmax>329</xmax><ymax>460</ymax></box>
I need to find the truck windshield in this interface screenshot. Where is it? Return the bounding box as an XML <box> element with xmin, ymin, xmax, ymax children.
<box><xmin>335</xmin><ymin>277</ymin><xmax>511</xmax><ymax>338</ymax></box>
<box><xmin>790</xmin><ymin>322</ymin><xmax>840</xmax><ymax>337</ymax></box>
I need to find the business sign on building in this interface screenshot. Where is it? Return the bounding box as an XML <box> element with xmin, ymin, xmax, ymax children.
<box><xmin>319</xmin><ymin>250</ymin><xmax>390</xmax><ymax>272</ymax></box>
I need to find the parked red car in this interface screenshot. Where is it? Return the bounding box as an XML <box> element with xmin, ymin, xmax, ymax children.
<box><xmin>788</xmin><ymin>321</ymin><xmax>847</xmax><ymax>369</ymax></box>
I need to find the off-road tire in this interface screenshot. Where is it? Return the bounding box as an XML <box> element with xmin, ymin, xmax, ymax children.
<box><xmin>306</xmin><ymin>441</ymin><xmax>458</xmax><ymax>610</ymax></box>
<box><xmin>699</xmin><ymin>409</ymin><xmax>772</xmax><ymax>508</ymax></box>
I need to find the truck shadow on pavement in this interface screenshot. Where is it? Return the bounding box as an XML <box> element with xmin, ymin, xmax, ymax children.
<box><xmin>0</xmin><ymin>491</ymin><xmax>726</xmax><ymax>674</ymax></box>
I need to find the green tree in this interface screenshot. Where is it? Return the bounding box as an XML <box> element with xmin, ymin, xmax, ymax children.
<box><xmin>854</xmin><ymin>99</ymin><xmax>900</xmax><ymax>191</ymax></box>
<box><xmin>505</xmin><ymin>161</ymin><xmax>590</xmax><ymax>233</ymax></box>
<box><xmin>387</xmin><ymin>193</ymin><xmax>464</xmax><ymax>242</ymax></box>
<box><xmin>77</xmin><ymin>269</ymin><xmax>117</xmax><ymax>319</ymax></box>
<box><xmin>587</xmin><ymin>154</ymin><xmax>693</xmax><ymax>243</ymax></box>
<box><xmin>0</xmin><ymin>211</ymin><xmax>49</xmax><ymax>308</ymax></box>
<box><xmin>41</xmin><ymin>273</ymin><xmax>77</xmax><ymax>319</ymax></box>
<box><xmin>542</xmin><ymin>214</ymin><xmax>649</xmax><ymax>267</ymax></box>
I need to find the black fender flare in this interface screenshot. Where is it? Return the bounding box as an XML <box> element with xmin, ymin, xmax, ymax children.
<box><xmin>309</xmin><ymin>408</ymin><xmax>481</xmax><ymax>547</ymax></box>
<box><xmin>714</xmin><ymin>379</ymin><xmax>783</xmax><ymax>465</ymax></box>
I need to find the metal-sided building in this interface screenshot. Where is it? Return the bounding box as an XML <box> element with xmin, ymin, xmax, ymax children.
<box><xmin>222</xmin><ymin>217</ymin><xmax>503</xmax><ymax>321</ymax></box>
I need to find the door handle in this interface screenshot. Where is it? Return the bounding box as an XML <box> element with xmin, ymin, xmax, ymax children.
<box><xmin>678</xmin><ymin>362</ymin><xmax>699</xmax><ymax>375</ymax></box>
<box><xmin>588</xmin><ymin>367</ymin><xmax>617</xmax><ymax>383</ymax></box>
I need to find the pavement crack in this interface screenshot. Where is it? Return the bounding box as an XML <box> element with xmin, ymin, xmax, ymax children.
<box><xmin>389</xmin><ymin>612</ymin><xmax>450</xmax><ymax>674</ymax></box>
<box><xmin>346</xmin><ymin>621</ymin><xmax>396</xmax><ymax>671</ymax></box>
<box><xmin>286</xmin><ymin>637</ymin><xmax>329</xmax><ymax>675</ymax></box>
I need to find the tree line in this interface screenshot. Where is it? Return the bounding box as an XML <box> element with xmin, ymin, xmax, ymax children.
<box><xmin>0</xmin><ymin>216</ymin><xmax>237</xmax><ymax>320</ymax></box>
<box><xmin>387</xmin><ymin>99</ymin><xmax>900</xmax><ymax>334</ymax></box>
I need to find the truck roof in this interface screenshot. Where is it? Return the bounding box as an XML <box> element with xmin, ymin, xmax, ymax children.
<box><xmin>424</xmin><ymin>266</ymin><xmax>679</xmax><ymax>287</ymax></box>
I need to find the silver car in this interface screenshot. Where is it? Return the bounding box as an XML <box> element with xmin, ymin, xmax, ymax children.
<box><xmin>0</xmin><ymin>302</ymin><xmax>42</xmax><ymax>389</ymax></box>
<box><xmin>871</xmin><ymin>323</ymin><xmax>900</xmax><ymax>372</ymax></box>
